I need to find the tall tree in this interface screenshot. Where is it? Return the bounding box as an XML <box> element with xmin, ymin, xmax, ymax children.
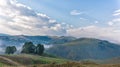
<box><xmin>5</xmin><ymin>46</ymin><xmax>17</xmax><ymax>54</ymax></box>
<box><xmin>21</xmin><ymin>42</ymin><xmax>36</xmax><ymax>54</ymax></box>
<box><xmin>35</xmin><ymin>44</ymin><xmax>44</xmax><ymax>55</ymax></box>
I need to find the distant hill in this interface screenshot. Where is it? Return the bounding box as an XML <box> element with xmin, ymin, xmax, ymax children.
<box><xmin>47</xmin><ymin>38</ymin><xmax>120</xmax><ymax>61</ymax></box>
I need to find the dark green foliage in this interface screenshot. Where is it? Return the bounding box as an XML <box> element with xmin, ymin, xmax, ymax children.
<box><xmin>5</xmin><ymin>46</ymin><xmax>17</xmax><ymax>54</ymax></box>
<box><xmin>21</xmin><ymin>42</ymin><xmax>36</xmax><ymax>54</ymax></box>
<box><xmin>21</xmin><ymin>42</ymin><xmax>45</xmax><ymax>55</ymax></box>
<box><xmin>42</xmin><ymin>53</ymin><xmax>57</xmax><ymax>58</ymax></box>
<box><xmin>35</xmin><ymin>44</ymin><xmax>44</xmax><ymax>55</ymax></box>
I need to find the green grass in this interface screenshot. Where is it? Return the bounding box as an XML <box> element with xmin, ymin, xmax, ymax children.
<box><xmin>14</xmin><ymin>54</ymin><xmax>68</xmax><ymax>64</ymax></box>
<box><xmin>0</xmin><ymin>63</ymin><xmax>4</xmax><ymax>66</ymax></box>
<box><xmin>0</xmin><ymin>54</ymin><xmax>69</xmax><ymax>66</ymax></box>
<box><xmin>0</xmin><ymin>54</ymin><xmax>120</xmax><ymax>67</ymax></box>
<box><xmin>0</xmin><ymin>62</ymin><xmax>7</xmax><ymax>67</ymax></box>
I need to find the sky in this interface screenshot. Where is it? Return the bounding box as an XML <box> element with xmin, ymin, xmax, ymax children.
<box><xmin>17</xmin><ymin>0</ymin><xmax>119</xmax><ymax>27</ymax></box>
<box><xmin>0</xmin><ymin>0</ymin><xmax>120</xmax><ymax>43</ymax></box>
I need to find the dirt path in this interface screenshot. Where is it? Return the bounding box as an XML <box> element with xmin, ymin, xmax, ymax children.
<box><xmin>0</xmin><ymin>56</ymin><xmax>22</xmax><ymax>66</ymax></box>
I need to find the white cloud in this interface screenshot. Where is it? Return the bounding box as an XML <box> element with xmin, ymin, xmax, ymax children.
<box><xmin>80</xmin><ymin>18</ymin><xmax>88</xmax><ymax>21</ymax></box>
<box><xmin>0</xmin><ymin>0</ymin><xmax>72</xmax><ymax>36</ymax></box>
<box><xmin>70</xmin><ymin>10</ymin><xmax>83</xmax><ymax>16</ymax></box>
<box><xmin>108</xmin><ymin>21</ymin><xmax>114</xmax><ymax>26</ymax></box>
<box><xmin>113</xmin><ymin>9</ymin><xmax>120</xmax><ymax>16</ymax></box>
<box><xmin>108</xmin><ymin>9</ymin><xmax>120</xmax><ymax>27</ymax></box>
<box><xmin>108</xmin><ymin>18</ymin><xmax>120</xmax><ymax>26</ymax></box>
<box><xmin>94</xmin><ymin>21</ymin><xmax>99</xmax><ymax>24</ymax></box>
<box><xmin>49</xmin><ymin>19</ymin><xmax>56</xmax><ymax>23</ymax></box>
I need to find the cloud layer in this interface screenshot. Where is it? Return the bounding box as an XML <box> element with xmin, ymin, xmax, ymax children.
<box><xmin>0</xmin><ymin>0</ymin><xmax>120</xmax><ymax>44</ymax></box>
<box><xmin>0</xmin><ymin>0</ymin><xmax>72</xmax><ymax>36</ymax></box>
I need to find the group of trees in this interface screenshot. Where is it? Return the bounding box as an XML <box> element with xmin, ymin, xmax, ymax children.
<box><xmin>21</xmin><ymin>42</ymin><xmax>44</xmax><ymax>55</ymax></box>
<box><xmin>5</xmin><ymin>46</ymin><xmax>17</xmax><ymax>54</ymax></box>
<box><xmin>5</xmin><ymin>42</ymin><xmax>44</xmax><ymax>55</ymax></box>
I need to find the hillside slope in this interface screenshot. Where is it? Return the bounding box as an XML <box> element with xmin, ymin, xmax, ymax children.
<box><xmin>0</xmin><ymin>54</ymin><xmax>120</xmax><ymax>67</ymax></box>
<box><xmin>47</xmin><ymin>38</ymin><xmax>120</xmax><ymax>61</ymax></box>
<box><xmin>0</xmin><ymin>54</ymin><xmax>68</xmax><ymax>66</ymax></box>
<box><xmin>0</xmin><ymin>56</ymin><xmax>21</xmax><ymax>66</ymax></box>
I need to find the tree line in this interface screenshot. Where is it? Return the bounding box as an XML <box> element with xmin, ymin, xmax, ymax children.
<box><xmin>5</xmin><ymin>42</ymin><xmax>44</xmax><ymax>55</ymax></box>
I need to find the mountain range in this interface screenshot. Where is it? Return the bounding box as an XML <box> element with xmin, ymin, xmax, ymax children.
<box><xmin>0</xmin><ymin>34</ymin><xmax>76</xmax><ymax>53</ymax></box>
<box><xmin>0</xmin><ymin>35</ymin><xmax>76</xmax><ymax>45</ymax></box>
<box><xmin>0</xmin><ymin>33</ymin><xmax>120</xmax><ymax>62</ymax></box>
<box><xmin>47</xmin><ymin>38</ymin><xmax>120</xmax><ymax>61</ymax></box>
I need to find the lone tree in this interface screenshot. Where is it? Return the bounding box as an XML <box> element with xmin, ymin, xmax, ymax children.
<box><xmin>35</xmin><ymin>44</ymin><xmax>44</xmax><ymax>55</ymax></box>
<box><xmin>21</xmin><ymin>42</ymin><xmax>36</xmax><ymax>54</ymax></box>
<box><xmin>5</xmin><ymin>46</ymin><xmax>17</xmax><ymax>54</ymax></box>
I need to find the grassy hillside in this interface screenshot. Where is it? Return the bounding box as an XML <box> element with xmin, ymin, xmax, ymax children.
<box><xmin>47</xmin><ymin>38</ymin><xmax>120</xmax><ymax>60</ymax></box>
<box><xmin>0</xmin><ymin>54</ymin><xmax>68</xmax><ymax>66</ymax></box>
<box><xmin>26</xmin><ymin>62</ymin><xmax>120</xmax><ymax>67</ymax></box>
<box><xmin>0</xmin><ymin>63</ymin><xmax>6</xmax><ymax>67</ymax></box>
<box><xmin>0</xmin><ymin>54</ymin><xmax>120</xmax><ymax>67</ymax></box>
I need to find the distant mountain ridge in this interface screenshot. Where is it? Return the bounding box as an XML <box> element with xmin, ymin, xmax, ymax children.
<box><xmin>0</xmin><ymin>33</ymin><xmax>10</xmax><ymax>36</ymax></box>
<box><xmin>0</xmin><ymin>35</ymin><xmax>76</xmax><ymax>53</ymax></box>
<box><xmin>0</xmin><ymin>35</ymin><xmax>76</xmax><ymax>45</ymax></box>
<box><xmin>47</xmin><ymin>38</ymin><xmax>120</xmax><ymax>61</ymax></box>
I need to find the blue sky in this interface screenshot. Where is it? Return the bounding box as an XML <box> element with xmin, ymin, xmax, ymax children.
<box><xmin>0</xmin><ymin>0</ymin><xmax>120</xmax><ymax>43</ymax></box>
<box><xmin>17</xmin><ymin>0</ymin><xmax>119</xmax><ymax>27</ymax></box>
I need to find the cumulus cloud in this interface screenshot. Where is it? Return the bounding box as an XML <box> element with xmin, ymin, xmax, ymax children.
<box><xmin>0</xmin><ymin>0</ymin><xmax>73</xmax><ymax>36</ymax></box>
<box><xmin>70</xmin><ymin>10</ymin><xmax>83</xmax><ymax>16</ymax></box>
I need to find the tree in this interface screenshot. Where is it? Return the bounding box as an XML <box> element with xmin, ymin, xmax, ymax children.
<box><xmin>35</xmin><ymin>44</ymin><xmax>44</xmax><ymax>55</ymax></box>
<box><xmin>21</xmin><ymin>42</ymin><xmax>44</xmax><ymax>55</ymax></box>
<box><xmin>5</xmin><ymin>46</ymin><xmax>17</xmax><ymax>54</ymax></box>
<box><xmin>21</xmin><ymin>42</ymin><xmax>36</xmax><ymax>54</ymax></box>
